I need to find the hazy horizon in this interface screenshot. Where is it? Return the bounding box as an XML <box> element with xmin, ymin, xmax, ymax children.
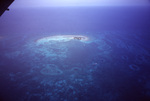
<box><xmin>10</xmin><ymin>0</ymin><xmax>150</xmax><ymax>8</ymax></box>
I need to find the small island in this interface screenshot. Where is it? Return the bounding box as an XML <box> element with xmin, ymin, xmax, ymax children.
<box><xmin>36</xmin><ymin>35</ymin><xmax>89</xmax><ymax>45</ymax></box>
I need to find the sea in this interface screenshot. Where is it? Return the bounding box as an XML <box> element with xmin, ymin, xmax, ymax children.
<box><xmin>0</xmin><ymin>6</ymin><xmax>150</xmax><ymax>101</ymax></box>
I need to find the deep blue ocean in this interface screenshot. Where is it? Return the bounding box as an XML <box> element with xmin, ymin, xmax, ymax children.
<box><xmin>0</xmin><ymin>6</ymin><xmax>150</xmax><ymax>101</ymax></box>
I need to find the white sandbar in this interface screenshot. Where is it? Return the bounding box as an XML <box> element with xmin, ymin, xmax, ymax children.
<box><xmin>36</xmin><ymin>35</ymin><xmax>89</xmax><ymax>44</ymax></box>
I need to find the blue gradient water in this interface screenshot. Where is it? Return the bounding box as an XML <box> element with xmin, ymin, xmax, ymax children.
<box><xmin>0</xmin><ymin>6</ymin><xmax>150</xmax><ymax>101</ymax></box>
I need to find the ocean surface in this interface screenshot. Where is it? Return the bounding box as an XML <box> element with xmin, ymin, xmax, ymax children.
<box><xmin>0</xmin><ymin>6</ymin><xmax>150</xmax><ymax>101</ymax></box>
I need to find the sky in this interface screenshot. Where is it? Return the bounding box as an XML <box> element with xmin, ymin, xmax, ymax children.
<box><xmin>11</xmin><ymin>0</ymin><xmax>150</xmax><ymax>8</ymax></box>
